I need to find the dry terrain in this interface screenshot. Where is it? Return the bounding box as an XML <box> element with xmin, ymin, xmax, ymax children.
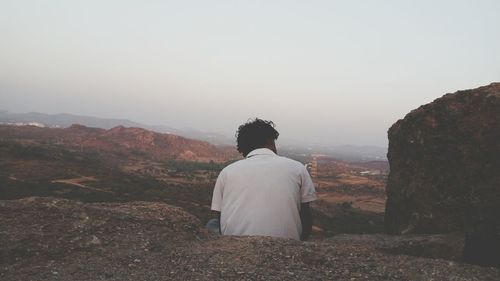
<box><xmin>2</xmin><ymin>124</ymin><xmax>497</xmax><ymax>280</ymax></box>
<box><xmin>0</xmin><ymin>125</ymin><xmax>388</xmax><ymax>237</ymax></box>
<box><xmin>1</xmin><ymin>197</ymin><xmax>498</xmax><ymax>281</ymax></box>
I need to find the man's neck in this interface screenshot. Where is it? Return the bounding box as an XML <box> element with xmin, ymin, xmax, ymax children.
<box><xmin>265</xmin><ymin>143</ymin><xmax>277</xmax><ymax>154</ymax></box>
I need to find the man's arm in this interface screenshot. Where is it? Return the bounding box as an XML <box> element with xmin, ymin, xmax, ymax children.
<box><xmin>210</xmin><ymin>169</ymin><xmax>225</xmax><ymax>234</ymax></box>
<box><xmin>300</xmin><ymin>202</ymin><xmax>313</xmax><ymax>241</ymax></box>
<box><xmin>299</xmin><ymin>165</ymin><xmax>316</xmax><ymax>241</ymax></box>
<box><xmin>212</xmin><ymin>210</ymin><xmax>221</xmax><ymax>234</ymax></box>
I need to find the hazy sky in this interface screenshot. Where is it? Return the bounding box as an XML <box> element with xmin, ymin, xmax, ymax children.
<box><xmin>1</xmin><ymin>1</ymin><xmax>499</xmax><ymax>146</ymax></box>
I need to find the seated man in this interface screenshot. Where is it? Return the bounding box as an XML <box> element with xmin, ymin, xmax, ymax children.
<box><xmin>210</xmin><ymin>118</ymin><xmax>317</xmax><ymax>240</ymax></box>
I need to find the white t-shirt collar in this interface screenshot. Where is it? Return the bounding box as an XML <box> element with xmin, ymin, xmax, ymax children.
<box><xmin>246</xmin><ymin>148</ymin><xmax>276</xmax><ymax>158</ymax></box>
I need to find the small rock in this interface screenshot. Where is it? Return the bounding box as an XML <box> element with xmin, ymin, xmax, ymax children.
<box><xmin>89</xmin><ymin>235</ymin><xmax>101</xmax><ymax>245</ymax></box>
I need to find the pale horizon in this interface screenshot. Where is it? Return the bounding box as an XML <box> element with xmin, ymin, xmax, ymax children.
<box><xmin>2</xmin><ymin>1</ymin><xmax>499</xmax><ymax>147</ymax></box>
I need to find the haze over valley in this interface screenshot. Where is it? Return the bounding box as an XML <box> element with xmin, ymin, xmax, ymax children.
<box><xmin>0</xmin><ymin>109</ymin><xmax>389</xmax><ymax>161</ymax></box>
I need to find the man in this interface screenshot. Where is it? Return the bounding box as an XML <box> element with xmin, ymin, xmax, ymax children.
<box><xmin>210</xmin><ymin>118</ymin><xmax>317</xmax><ymax>240</ymax></box>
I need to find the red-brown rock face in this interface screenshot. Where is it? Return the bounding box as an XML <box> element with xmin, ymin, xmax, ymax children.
<box><xmin>385</xmin><ymin>83</ymin><xmax>500</xmax><ymax>267</ymax></box>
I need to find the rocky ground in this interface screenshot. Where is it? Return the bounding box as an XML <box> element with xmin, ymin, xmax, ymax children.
<box><xmin>1</xmin><ymin>197</ymin><xmax>498</xmax><ymax>281</ymax></box>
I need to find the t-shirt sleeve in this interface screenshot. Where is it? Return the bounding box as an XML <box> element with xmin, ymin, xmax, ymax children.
<box><xmin>300</xmin><ymin>166</ymin><xmax>317</xmax><ymax>203</ymax></box>
<box><xmin>211</xmin><ymin>169</ymin><xmax>226</xmax><ymax>211</ymax></box>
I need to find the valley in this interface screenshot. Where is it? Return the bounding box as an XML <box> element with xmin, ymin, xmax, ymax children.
<box><xmin>0</xmin><ymin>124</ymin><xmax>387</xmax><ymax>237</ymax></box>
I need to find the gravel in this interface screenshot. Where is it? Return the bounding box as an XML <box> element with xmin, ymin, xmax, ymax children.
<box><xmin>1</xmin><ymin>197</ymin><xmax>498</xmax><ymax>281</ymax></box>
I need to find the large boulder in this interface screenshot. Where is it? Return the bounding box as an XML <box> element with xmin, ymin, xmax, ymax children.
<box><xmin>385</xmin><ymin>83</ymin><xmax>500</xmax><ymax>266</ymax></box>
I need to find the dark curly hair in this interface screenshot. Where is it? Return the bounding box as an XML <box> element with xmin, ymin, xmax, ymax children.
<box><xmin>236</xmin><ymin>118</ymin><xmax>279</xmax><ymax>157</ymax></box>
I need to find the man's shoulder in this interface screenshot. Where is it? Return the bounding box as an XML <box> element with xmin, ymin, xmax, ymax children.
<box><xmin>224</xmin><ymin>155</ymin><xmax>304</xmax><ymax>168</ymax></box>
<box><xmin>220</xmin><ymin>158</ymin><xmax>247</xmax><ymax>173</ymax></box>
<box><xmin>275</xmin><ymin>155</ymin><xmax>307</xmax><ymax>171</ymax></box>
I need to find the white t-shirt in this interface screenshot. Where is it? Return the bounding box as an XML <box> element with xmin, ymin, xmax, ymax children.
<box><xmin>211</xmin><ymin>148</ymin><xmax>317</xmax><ymax>240</ymax></box>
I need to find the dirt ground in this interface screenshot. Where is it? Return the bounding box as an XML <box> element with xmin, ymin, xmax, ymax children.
<box><xmin>1</xmin><ymin>197</ymin><xmax>498</xmax><ymax>281</ymax></box>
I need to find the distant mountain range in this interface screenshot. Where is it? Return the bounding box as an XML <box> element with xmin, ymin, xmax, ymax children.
<box><xmin>0</xmin><ymin>110</ymin><xmax>387</xmax><ymax>161</ymax></box>
<box><xmin>0</xmin><ymin>110</ymin><xmax>233</xmax><ymax>145</ymax></box>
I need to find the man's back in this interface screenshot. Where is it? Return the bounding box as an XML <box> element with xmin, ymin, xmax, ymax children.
<box><xmin>211</xmin><ymin>148</ymin><xmax>317</xmax><ymax>240</ymax></box>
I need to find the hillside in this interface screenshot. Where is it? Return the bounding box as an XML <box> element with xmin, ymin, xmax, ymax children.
<box><xmin>0</xmin><ymin>124</ymin><xmax>238</xmax><ymax>163</ymax></box>
<box><xmin>0</xmin><ymin>124</ymin><xmax>238</xmax><ymax>216</ymax></box>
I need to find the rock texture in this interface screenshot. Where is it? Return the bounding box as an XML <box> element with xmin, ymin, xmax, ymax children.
<box><xmin>385</xmin><ymin>83</ymin><xmax>500</xmax><ymax>266</ymax></box>
<box><xmin>1</xmin><ymin>197</ymin><xmax>499</xmax><ymax>280</ymax></box>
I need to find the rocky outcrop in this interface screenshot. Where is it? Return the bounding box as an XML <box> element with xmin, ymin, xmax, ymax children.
<box><xmin>1</xmin><ymin>197</ymin><xmax>498</xmax><ymax>280</ymax></box>
<box><xmin>385</xmin><ymin>83</ymin><xmax>500</xmax><ymax>266</ymax></box>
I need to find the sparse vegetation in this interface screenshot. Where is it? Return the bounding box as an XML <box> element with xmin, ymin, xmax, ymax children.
<box><xmin>162</xmin><ymin>159</ymin><xmax>233</xmax><ymax>173</ymax></box>
<box><xmin>0</xmin><ymin>125</ymin><xmax>389</xmax><ymax>237</ymax></box>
